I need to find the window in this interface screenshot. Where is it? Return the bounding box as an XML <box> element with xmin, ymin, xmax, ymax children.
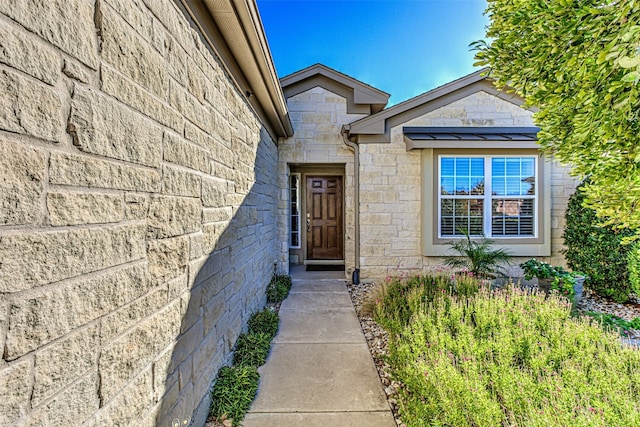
<box><xmin>289</xmin><ymin>174</ymin><xmax>301</xmax><ymax>248</ymax></box>
<box><xmin>439</xmin><ymin>156</ymin><xmax>536</xmax><ymax>238</ymax></box>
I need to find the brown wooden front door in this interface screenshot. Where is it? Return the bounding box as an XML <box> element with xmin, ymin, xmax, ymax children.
<box><xmin>306</xmin><ymin>176</ymin><xmax>343</xmax><ymax>260</ymax></box>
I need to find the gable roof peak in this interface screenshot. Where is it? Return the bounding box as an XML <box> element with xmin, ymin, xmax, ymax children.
<box><xmin>280</xmin><ymin>63</ymin><xmax>390</xmax><ymax>114</ymax></box>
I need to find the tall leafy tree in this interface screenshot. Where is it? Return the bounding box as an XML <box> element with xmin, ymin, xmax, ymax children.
<box><xmin>473</xmin><ymin>0</ymin><xmax>640</xmax><ymax>231</ymax></box>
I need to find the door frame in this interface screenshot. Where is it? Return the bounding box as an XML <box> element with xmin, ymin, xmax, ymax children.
<box><xmin>289</xmin><ymin>165</ymin><xmax>345</xmax><ymax>265</ymax></box>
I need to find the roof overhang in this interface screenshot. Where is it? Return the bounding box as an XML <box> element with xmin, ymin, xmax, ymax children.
<box><xmin>280</xmin><ymin>64</ymin><xmax>390</xmax><ymax>114</ymax></box>
<box><xmin>403</xmin><ymin>126</ymin><xmax>540</xmax><ymax>150</ymax></box>
<box><xmin>180</xmin><ymin>0</ymin><xmax>293</xmax><ymax>139</ymax></box>
<box><xmin>346</xmin><ymin>69</ymin><xmax>536</xmax><ymax>144</ymax></box>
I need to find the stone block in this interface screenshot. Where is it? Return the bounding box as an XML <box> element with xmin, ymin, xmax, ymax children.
<box><xmin>98</xmin><ymin>301</ymin><xmax>180</xmax><ymax>401</ymax></box>
<box><xmin>28</xmin><ymin>372</ymin><xmax>99</xmax><ymax>427</ymax></box>
<box><xmin>49</xmin><ymin>152</ymin><xmax>160</xmax><ymax>192</ymax></box>
<box><xmin>168</xmin><ymin>274</ymin><xmax>189</xmax><ymax>301</ymax></box>
<box><xmin>32</xmin><ymin>325</ymin><xmax>99</xmax><ymax>406</ymax></box>
<box><xmin>0</xmin><ymin>24</ymin><xmax>60</xmax><ymax>85</ymax></box>
<box><xmin>95</xmin><ymin>368</ymin><xmax>154</xmax><ymax>426</ymax></box>
<box><xmin>0</xmin><ymin>141</ymin><xmax>45</xmax><ymax>225</ymax></box>
<box><xmin>0</xmin><ymin>359</ymin><xmax>32</xmax><ymax>424</ymax></box>
<box><xmin>189</xmin><ymin>233</ymin><xmax>204</xmax><ymax>260</ymax></box>
<box><xmin>189</xmin><ymin>254</ymin><xmax>223</xmax><ymax>293</ymax></box>
<box><xmin>187</xmin><ymin>59</ymin><xmax>207</xmax><ymax>102</ymax></box>
<box><xmin>202</xmin><ymin>207</ymin><xmax>232</xmax><ymax>224</ymax></box>
<box><xmin>68</xmin><ymin>86</ymin><xmax>162</xmax><ymax>167</ymax></box>
<box><xmin>184</xmin><ymin>122</ymin><xmax>218</xmax><ymax>152</ymax></box>
<box><xmin>147</xmin><ymin>195</ymin><xmax>202</xmax><ymax>239</ymax></box>
<box><xmin>125</xmin><ymin>193</ymin><xmax>149</xmax><ymax>220</ymax></box>
<box><xmin>62</xmin><ymin>59</ymin><xmax>91</xmax><ymax>83</ymax></box>
<box><xmin>178</xmin><ymin>288</ymin><xmax>202</xmax><ymax>334</ymax></box>
<box><xmin>6</xmin><ymin>263</ymin><xmax>148</xmax><ymax>359</ymax></box>
<box><xmin>47</xmin><ymin>192</ymin><xmax>124</xmax><ymax>226</ymax></box>
<box><xmin>0</xmin><ymin>69</ymin><xmax>62</xmax><ymax>142</ymax></box>
<box><xmin>152</xmin><ymin>345</ymin><xmax>176</xmax><ymax>401</ymax></box>
<box><xmin>164</xmin><ymin>34</ymin><xmax>188</xmax><ymax>85</ymax></box>
<box><xmin>202</xmin><ymin>292</ymin><xmax>225</xmax><ymax>336</ymax></box>
<box><xmin>142</xmin><ymin>0</ymin><xmax>194</xmax><ymax>53</ymax></box>
<box><xmin>170</xmin><ymin>319</ymin><xmax>204</xmax><ymax>368</ymax></box>
<box><xmin>100</xmin><ymin>286</ymin><xmax>168</xmax><ymax>344</ymax></box>
<box><xmin>161</xmin><ymin>164</ymin><xmax>201</xmax><ymax>197</ymax></box>
<box><xmin>101</xmin><ymin>65</ymin><xmax>183</xmax><ymax>132</ymax></box>
<box><xmin>99</xmin><ymin>3</ymin><xmax>167</xmax><ymax>97</ymax></box>
<box><xmin>147</xmin><ymin>236</ymin><xmax>189</xmax><ymax>284</ymax></box>
<box><xmin>169</xmin><ymin>81</ymin><xmax>214</xmax><ymax>134</ymax></box>
<box><xmin>163</xmin><ymin>132</ymin><xmax>211</xmax><ymax>173</ymax></box>
<box><xmin>104</xmin><ymin>0</ymin><xmax>154</xmax><ymax>42</ymax></box>
<box><xmin>0</xmin><ymin>0</ymin><xmax>98</xmax><ymax>68</ymax></box>
<box><xmin>0</xmin><ymin>224</ymin><xmax>145</xmax><ymax>293</ymax></box>
<box><xmin>201</xmin><ymin>177</ymin><xmax>228</xmax><ymax>208</ymax></box>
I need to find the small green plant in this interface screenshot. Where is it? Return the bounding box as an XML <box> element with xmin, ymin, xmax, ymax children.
<box><xmin>520</xmin><ymin>258</ymin><xmax>576</xmax><ymax>297</ymax></box>
<box><xmin>583</xmin><ymin>311</ymin><xmax>640</xmax><ymax>337</ymax></box>
<box><xmin>443</xmin><ymin>229</ymin><xmax>511</xmax><ymax>278</ymax></box>
<box><xmin>266</xmin><ymin>274</ymin><xmax>292</xmax><ymax>303</ymax></box>
<box><xmin>209</xmin><ymin>365</ymin><xmax>259</xmax><ymax>426</ymax></box>
<box><xmin>233</xmin><ymin>332</ymin><xmax>272</xmax><ymax>367</ymax></box>
<box><xmin>247</xmin><ymin>308</ymin><xmax>279</xmax><ymax>340</ymax></box>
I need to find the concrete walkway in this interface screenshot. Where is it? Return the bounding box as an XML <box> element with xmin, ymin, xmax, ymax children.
<box><xmin>243</xmin><ymin>266</ymin><xmax>395</xmax><ymax>427</ymax></box>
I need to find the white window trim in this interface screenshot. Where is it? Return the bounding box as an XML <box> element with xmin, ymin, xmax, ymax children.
<box><xmin>289</xmin><ymin>173</ymin><xmax>301</xmax><ymax>249</ymax></box>
<box><xmin>437</xmin><ymin>155</ymin><xmax>538</xmax><ymax>239</ymax></box>
<box><xmin>422</xmin><ymin>148</ymin><xmax>551</xmax><ymax>258</ymax></box>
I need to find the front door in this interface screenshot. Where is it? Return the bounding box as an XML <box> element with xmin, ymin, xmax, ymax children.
<box><xmin>306</xmin><ymin>176</ymin><xmax>343</xmax><ymax>260</ymax></box>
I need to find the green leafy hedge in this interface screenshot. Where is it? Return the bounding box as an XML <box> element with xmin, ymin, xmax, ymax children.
<box><xmin>563</xmin><ymin>182</ymin><xmax>635</xmax><ymax>302</ymax></box>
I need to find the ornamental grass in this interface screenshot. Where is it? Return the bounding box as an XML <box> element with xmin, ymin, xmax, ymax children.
<box><xmin>374</xmin><ymin>276</ymin><xmax>640</xmax><ymax>426</ymax></box>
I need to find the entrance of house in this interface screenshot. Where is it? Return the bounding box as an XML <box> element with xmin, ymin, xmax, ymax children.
<box><xmin>306</xmin><ymin>175</ymin><xmax>343</xmax><ymax>261</ymax></box>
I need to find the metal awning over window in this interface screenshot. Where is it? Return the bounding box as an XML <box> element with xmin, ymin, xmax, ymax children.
<box><xmin>403</xmin><ymin>126</ymin><xmax>540</xmax><ymax>150</ymax></box>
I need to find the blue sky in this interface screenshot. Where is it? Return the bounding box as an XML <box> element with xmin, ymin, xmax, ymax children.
<box><xmin>256</xmin><ymin>0</ymin><xmax>489</xmax><ymax>106</ymax></box>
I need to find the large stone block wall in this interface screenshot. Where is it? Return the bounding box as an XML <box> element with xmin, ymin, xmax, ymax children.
<box><xmin>359</xmin><ymin>91</ymin><xmax>579</xmax><ymax>277</ymax></box>
<box><xmin>0</xmin><ymin>1</ymin><xmax>278</xmax><ymax>426</ymax></box>
<box><xmin>277</xmin><ymin>87</ymin><xmax>367</xmax><ymax>274</ymax></box>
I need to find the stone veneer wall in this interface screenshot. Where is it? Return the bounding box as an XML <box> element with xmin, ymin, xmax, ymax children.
<box><xmin>277</xmin><ymin>87</ymin><xmax>367</xmax><ymax>274</ymax></box>
<box><xmin>358</xmin><ymin>91</ymin><xmax>579</xmax><ymax>278</ymax></box>
<box><xmin>0</xmin><ymin>1</ymin><xmax>278</xmax><ymax>426</ymax></box>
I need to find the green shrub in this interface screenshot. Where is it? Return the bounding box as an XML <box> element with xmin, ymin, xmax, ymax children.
<box><xmin>233</xmin><ymin>332</ymin><xmax>272</xmax><ymax>368</ymax></box>
<box><xmin>563</xmin><ymin>182</ymin><xmax>635</xmax><ymax>302</ymax></box>
<box><xmin>628</xmin><ymin>241</ymin><xmax>640</xmax><ymax>297</ymax></box>
<box><xmin>247</xmin><ymin>308</ymin><xmax>279</xmax><ymax>340</ymax></box>
<box><xmin>266</xmin><ymin>274</ymin><xmax>292</xmax><ymax>303</ymax></box>
<box><xmin>209</xmin><ymin>365</ymin><xmax>259</xmax><ymax>426</ymax></box>
<box><xmin>372</xmin><ymin>273</ymin><xmax>482</xmax><ymax>334</ymax></box>
<box><xmin>378</xmin><ymin>285</ymin><xmax>640</xmax><ymax>426</ymax></box>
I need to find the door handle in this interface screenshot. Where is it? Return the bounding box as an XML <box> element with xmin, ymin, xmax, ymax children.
<box><xmin>307</xmin><ymin>218</ymin><xmax>311</xmax><ymax>232</ymax></box>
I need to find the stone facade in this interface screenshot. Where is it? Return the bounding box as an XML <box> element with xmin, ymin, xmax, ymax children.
<box><xmin>0</xmin><ymin>1</ymin><xmax>279</xmax><ymax>426</ymax></box>
<box><xmin>278</xmin><ymin>73</ymin><xmax>580</xmax><ymax>279</ymax></box>
<box><xmin>277</xmin><ymin>87</ymin><xmax>367</xmax><ymax>273</ymax></box>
